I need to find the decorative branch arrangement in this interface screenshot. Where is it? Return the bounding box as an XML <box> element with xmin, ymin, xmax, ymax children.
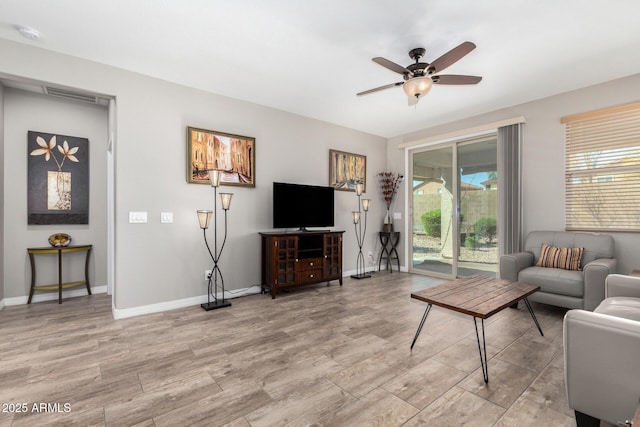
<box><xmin>377</xmin><ymin>172</ymin><xmax>404</xmax><ymax>231</ymax></box>
<box><xmin>377</xmin><ymin>172</ymin><xmax>404</xmax><ymax>209</ymax></box>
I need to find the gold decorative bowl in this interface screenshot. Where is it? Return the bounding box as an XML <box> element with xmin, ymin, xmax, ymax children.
<box><xmin>48</xmin><ymin>233</ymin><xmax>71</xmax><ymax>247</ymax></box>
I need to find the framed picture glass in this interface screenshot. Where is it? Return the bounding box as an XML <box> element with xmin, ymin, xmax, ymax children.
<box><xmin>329</xmin><ymin>149</ymin><xmax>366</xmax><ymax>192</ymax></box>
<box><xmin>28</xmin><ymin>131</ymin><xmax>89</xmax><ymax>224</ymax></box>
<box><xmin>187</xmin><ymin>126</ymin><xmax>255</xmax><ymax>187</ymax></box>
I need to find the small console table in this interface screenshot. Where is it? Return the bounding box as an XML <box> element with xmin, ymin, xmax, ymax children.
<box><xmin>378</xmin><ymin>231</ymin><xmax>400</xmax><ymax>272</ymax></box>
<box><xmin>27</xmin><ymin>245</ymin><xmax>92</xmax><ymax>304</ymax></box>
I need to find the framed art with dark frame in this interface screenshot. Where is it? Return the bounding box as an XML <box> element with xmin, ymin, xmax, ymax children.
<box><xmin>329</xmin><ymin>149</ymin><xmax>366</xmax><ymax>192</ymax></box>
<box><xmin>27</xmin><ymin>130</ymin><xmax>89</xmax><ymax>225</ymax></box>
<box><xmin>187</xmin><ymin>126</ymin><xmax>255</xmax><ymax>187</ymax></box>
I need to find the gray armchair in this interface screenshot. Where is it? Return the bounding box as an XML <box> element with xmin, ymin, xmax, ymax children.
<box><xmin>500</xmin><ymin>231</ymin><xmax>616</xmax><ymax>311</ymax></box>
<box><xmin>564</xmin><ymin>274</ymin><xmax>640</xmax><ymax>426</ymax></box>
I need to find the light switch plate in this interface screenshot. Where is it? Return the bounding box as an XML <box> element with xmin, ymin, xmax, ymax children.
<box><xmin>129</xmin><ymin>211</ymin><xmax>148</xmax><ymax>223</ymax></box>
<box><xmin>161</xmin><ymin>212</ymin><xmax>173</xmax><ymax>223</ymax></box>
<box><xmin>393</xmin><ymin>212</ymin><xmax>402</xmax><ymax>220</ymax></box>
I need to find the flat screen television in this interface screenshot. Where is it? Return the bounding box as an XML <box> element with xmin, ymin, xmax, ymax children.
<box><xmin>273</xmin><ymin>182</ymin><xmax>334</xmax><ymax>230</ymax></box>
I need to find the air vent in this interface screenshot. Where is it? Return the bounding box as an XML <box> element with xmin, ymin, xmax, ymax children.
<box><xmin>44</xmin><ymin>86</ymin><xmax>98</xmax><ymax>104</ymax></box>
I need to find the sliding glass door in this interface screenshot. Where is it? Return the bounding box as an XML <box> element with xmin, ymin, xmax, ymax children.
<box><xmin>457</xmin><ymin>140</ymin><xmax>498</xmax><ymax>276</ymax></box>
<box><xmin>411</xmin><ymin>146</ymin><xmax>455</xmax><ymax>277</ymax></box>
<box><xmin>411</xmin><ymin>137</ymin><xmax>498</xmax><ymax>278</ymax></box>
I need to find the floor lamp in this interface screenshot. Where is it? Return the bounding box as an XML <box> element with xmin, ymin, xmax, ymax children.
<box><xmin>197</xmin><ymin>169</ymin><xmax>233</xmax><ymax>311</ymax></box>
<box><xmin>351</xmin><ymin>182</ymin><xmax>371</xmax><ymax>279</ymax></box>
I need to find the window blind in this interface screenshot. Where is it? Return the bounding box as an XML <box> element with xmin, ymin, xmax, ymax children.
<box><xmin>562</xmin><ymin>102</ymin><xmax>640</xmax><ymax>232</ymax></box>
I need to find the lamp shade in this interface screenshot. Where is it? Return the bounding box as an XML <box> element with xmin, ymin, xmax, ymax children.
<box><xmin>220</xmin><ymin>193</ymin><xmax>233</xmax><ymax>210</ymax></box>
<box><xmin>355</xmin><ymin>182</ymin><xmax>364</xmax><ymax>196</ymax></box>
<box><xmin>403</xmin><ymin>76</ymin><xmax>433</xmax><ymax>100</ymax></box>
<box><xmin>352</xmin><ymin>211</ymin><xmax>361</xmax><ymax>224</ymax></box>
<box><xmin>362</xmin><ymin>199</ymin><xmax>371</xmax><ymax>212</ymax></box>
<box><xmin>208</xmin><ymin>169</ymin><xmax>221</xmax><ymax>187</ymax></box>
<box><xmin>197</xmin><ymin>210</ymin><xmax>213</xmax><ymax>229</ymax></box>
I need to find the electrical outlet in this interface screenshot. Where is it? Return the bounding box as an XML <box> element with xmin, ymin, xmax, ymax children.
<box><xmin>368</xmin><ymin>251</ymin><xmax>373</xmax><ymax>257</ymax></box>
<box><xmin>205</xmin><ymin>270</ymin><xmax>212</xmax><ymax>280</ymax></box>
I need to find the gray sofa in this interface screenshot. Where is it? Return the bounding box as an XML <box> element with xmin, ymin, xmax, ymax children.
<box><xmin>500</xmin><ymin>231</ymin><xmax>616</xmax><ymax>311</ymax></box>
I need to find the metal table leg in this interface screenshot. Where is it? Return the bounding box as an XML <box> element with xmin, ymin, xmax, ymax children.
<box><xmin>410</xmin><ymin>304</ymin><xmax>432</xmax><ymax>350</ymax></box>
<box><xmin>523</xmin><ymin>297</ymin><xmax>544</xmax><ymax>336</ymax></box>
<box><xmin>473</xmin><ymin>317</ymin><xmax>489</xmax><ymax>383</ymax></box>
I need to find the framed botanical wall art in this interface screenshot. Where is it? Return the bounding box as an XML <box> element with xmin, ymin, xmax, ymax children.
<box><xmin>187</xmin><ymin>126</ymin><xmax>255</xmax><ymax>187</ymax></box>
<box><xmin>28</xmin><ymin>131</ymin><xmax>89</xmax><ymax>224</ymax></box>
<box><xmin>329</xmin><ymin>149</ymin><xmax>366</xmax><ymax>192</ymax></box>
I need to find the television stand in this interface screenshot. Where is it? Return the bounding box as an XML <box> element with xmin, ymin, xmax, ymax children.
<box><xmin>260</xmin><ymin>230</ymin><xmax>344</xmax><ymax>299</ymax></box>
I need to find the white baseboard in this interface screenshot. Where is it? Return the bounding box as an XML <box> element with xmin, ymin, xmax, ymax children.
<box><xmin>2</xmin><ymin>286</ymin><xmax>107</xmax><ymax>306</ymax></box>
<box><xmin>0</xmin><ymin>299</ymin><xmax>5</xmax><ymax>311</ymax></box>
<box><xmin>112</xmin><ymin>285</ymin><xmax>262</xmax><ymax>320</ymax></box>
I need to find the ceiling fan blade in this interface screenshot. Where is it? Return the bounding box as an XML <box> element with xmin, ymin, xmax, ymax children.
<box><xmin>432</xmin><ymin>75</ymin><xmax>482</xmax><ymax>85</ymax></box>
<box><xmin>428</xmin><ymin>41</ymin><xmax>476</xmax><ymax>74</ymax></box>
<box><xmin>372</xmin><ymin>57</ymin><xmax>411</xmax><ymax>75</ymax></box>
<box><xmin>357</xmin><ymin>81</ymin><xmax>403</xmax><ymax>96</ymax></box>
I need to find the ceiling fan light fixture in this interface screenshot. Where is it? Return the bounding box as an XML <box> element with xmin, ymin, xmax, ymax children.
<box><xmin>359</xmin><ymin>42</ymin><xmax>480</xmax><ymax>104</ymax></box>
<box><xmin>403</xmin><ymin>76</ymin><xmax>432</xmax><ymax>100</ymax></box>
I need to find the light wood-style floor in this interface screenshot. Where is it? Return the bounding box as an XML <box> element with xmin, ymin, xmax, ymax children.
<box><xmin>0</xmin><ymin>272</ymin><xmax>579</xmax><ymax>426</ymax></box>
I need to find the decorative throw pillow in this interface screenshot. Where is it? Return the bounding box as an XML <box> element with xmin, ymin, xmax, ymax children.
<box><xmin>536</xmin><ymin>243</ymin><xmax>584</xmax><ymax>271</ymax></box>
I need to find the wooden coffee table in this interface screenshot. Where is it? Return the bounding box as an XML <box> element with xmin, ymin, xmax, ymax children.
<box><xmin>410</xmin><ymin>275</ymin><xmax>543</xmax><ymax>383</ymax></box>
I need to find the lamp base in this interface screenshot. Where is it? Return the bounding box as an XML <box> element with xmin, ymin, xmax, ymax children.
<box><xmin>350</xmin><ymin>273</ymin><xmax>372</xmax><ymax>280</ymax></box>
<box><xmin>201</xmin><ymin>300</ymin><xmax>232</xmax><ymax>311</ymax></box>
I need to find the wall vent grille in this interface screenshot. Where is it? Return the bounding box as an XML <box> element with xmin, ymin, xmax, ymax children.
<box><xmin>44</xmin><ymin>86</ymin><xmax>99</xmax><ymax>104</ymax></box>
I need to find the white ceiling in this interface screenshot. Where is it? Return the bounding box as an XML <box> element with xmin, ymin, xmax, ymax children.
<box><xmin>1</xmin><ymin>0</ymin><xmax>639</xmax><ymax>138</ymax></box>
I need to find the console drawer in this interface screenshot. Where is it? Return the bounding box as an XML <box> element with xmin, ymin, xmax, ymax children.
<box><xmin>296</xmin><ymin>269</ymin><xmax>323</xmax><ymax>283</ymax></box>
<box><xmin>297</xmin><ymin>257</ymin><xmax>323</xmax><ymax>271</ymax></box>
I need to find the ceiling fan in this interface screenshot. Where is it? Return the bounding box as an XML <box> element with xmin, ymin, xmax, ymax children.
<box><xmin>357</xmin><ymin>41</ymin><xmax>482</xmax><ymax>105</ymax></box>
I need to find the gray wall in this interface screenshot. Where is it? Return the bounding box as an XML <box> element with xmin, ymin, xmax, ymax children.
<box><xmin>110</xmin><ymin>70</ymin><xmax>386</xmax><ymax>310</ymax></box>
<box><xmin>3</xmin><ymin>88</ymin><xmax>108</xmax><ymax>298</ymax></box>
<box><xmin>388</xmin><ymin>73</ymin><xmax>640</xmax><ymax>274</ymax></box>
<box><xmin>0</xmin><ymin>39</ymin><xmax>387</xmax><ymax>310</ymax></box>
